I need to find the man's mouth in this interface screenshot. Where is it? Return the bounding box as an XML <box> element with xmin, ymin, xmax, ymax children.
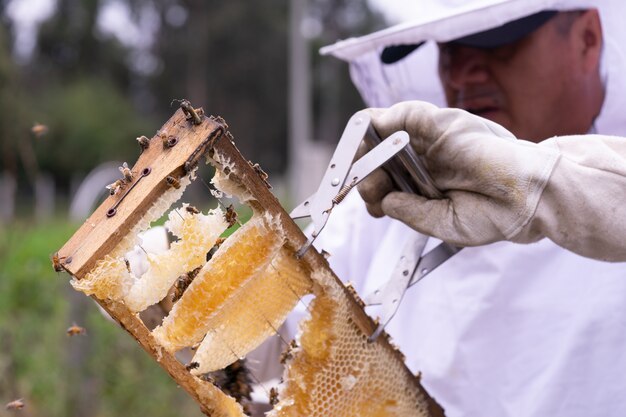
<box><xmin>456</xmin><ymin>94</ymin><xmax>503</xmax><ymax>118</ymax></box>
<box><xmin>466</xmin><ymin>106</ymin><xmax>501</xmax><ymax>117</ymax></box>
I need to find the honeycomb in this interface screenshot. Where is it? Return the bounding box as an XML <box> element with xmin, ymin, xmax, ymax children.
<box><xmin>70</xmin><ymin>254</ymin><xmax>133</xmax><ymax>300</ymax></box>
<box><xmin>268</xmin><ymin>271</ymin><xmax>431</xmax><ymax>417</ymax></box>
<box><xmin>113</xmin><ymin>171</ymin><xmax>194</xmax><ymax>258</ymax></box>
<box><xmin>191</xmin><ymin>247</ymin><xmax>313</xmax><ymax>374</ymax></box>
<box><xmin>65</xmin><ymin>131</ymin><xmax>435</xmax><ymax>417</ymax></box>
<box><xmin>71</xmin><ymin>172</ymin><xmax>194</xmax><ymax>300</ymax></box>
<box><xmin>152</xmin><ymin>213</ymin><xmax>285</xmax><ymax>352</ymax></box>
<box><xmin>210</xmin><ymin>154</ymin><xmax>253</xmax><ymax>202</ymax></box>
<box><xmin>124</xmin><ymin>204</ymin><xmax>228</xmax><ymax>312</ymax></box>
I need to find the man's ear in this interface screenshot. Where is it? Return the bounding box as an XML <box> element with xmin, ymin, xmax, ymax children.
<box><xmin>573</xmin><ymin>9</ymin><xmax>603</xmax><ymax>73</ymax></box>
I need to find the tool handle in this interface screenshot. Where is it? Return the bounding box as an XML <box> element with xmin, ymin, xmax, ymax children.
<box><xmin>364</xmin><ymin>125</ymin><xmax>443</xmax><ymax>199</ymax></box>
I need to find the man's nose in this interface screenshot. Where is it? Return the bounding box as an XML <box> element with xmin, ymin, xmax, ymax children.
<box><xmin>440</xmin><ymin>45</ymin><xmax>490</xmax><ymax>89</ymax></box>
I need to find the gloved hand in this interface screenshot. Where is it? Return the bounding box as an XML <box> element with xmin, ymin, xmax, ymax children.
<box><xmin>358</xmin><ymin>100</ymin><xmax>626</xmax><ymax>261</ymax></box>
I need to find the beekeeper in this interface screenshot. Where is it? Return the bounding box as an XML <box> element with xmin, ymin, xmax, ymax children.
<box><xmin>315</xmin><ymin>1</ymin><xmax>626</xmax><ymax>416</ymax></box>
<box><xmin>358</xmin><ymin>100</ymin><xmax>626</xmax><ymax>262</ymax></box>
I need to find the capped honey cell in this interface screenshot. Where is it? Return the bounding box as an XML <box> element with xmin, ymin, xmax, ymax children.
<box><xmin>153</xmin><ymin>213</ymin><xmax>285</xmax><ymax>352</ymax></box>
<box><xmin>191</xmin><ymin>248</ymin><xmax>313</xmax><ymax>373</ymax></box>
<box><xmin>268</xmin><ymin>272</ymin><xmax>431</xmax><ymax>417</ymax></box>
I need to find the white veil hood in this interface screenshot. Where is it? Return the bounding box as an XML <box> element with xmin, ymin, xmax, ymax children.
<box><xmin>321</xmin><ymin>0</ymin><xmax>626</xmax><ymax>136</ymax></box>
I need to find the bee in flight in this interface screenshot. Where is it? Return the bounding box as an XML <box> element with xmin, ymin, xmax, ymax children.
<box><xmin>5</xmin><ymin>398</ymin><xmax>25</xmax><ymax>410</ymax></box>
<box><xmin>66</xmin><ymin>323</ymin><xmax>87</xmax><ymax>337</ymax></box>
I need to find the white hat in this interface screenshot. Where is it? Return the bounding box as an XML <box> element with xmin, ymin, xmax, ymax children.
<box><xmin>321</xmin><ymin>0</ymin><xmax>626</xmax><ymax>136</ymax></box>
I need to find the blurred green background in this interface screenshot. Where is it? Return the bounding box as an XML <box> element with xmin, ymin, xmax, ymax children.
<box><xmin>0</xmin><ymin>220</ymin><xmax>207</xmax><ymax>416</ymax></box>
<box><xmin>0</xmin><ymin>0</ymin><xmax>387</xmax><ymax>416</ymax></box>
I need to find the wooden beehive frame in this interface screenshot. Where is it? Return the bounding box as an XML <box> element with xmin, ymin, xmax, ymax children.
<box><xmin>56</xmin><ymin>103</ymin><xmax>444</xmax><ymax>417</ymax></box>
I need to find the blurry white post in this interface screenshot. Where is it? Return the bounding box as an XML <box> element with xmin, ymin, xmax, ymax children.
<box><xmin>288</xmin><ymin>0</ymin><xmax>333</xmax><ymax>210</ymax></box>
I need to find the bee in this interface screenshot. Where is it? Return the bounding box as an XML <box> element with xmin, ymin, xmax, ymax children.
<box><xmin>199</xmin><ymin>373</ymin><xmax>215</xmax><ymax>384</ymax></box>
<box><xmin>206</xmin><ymin>238</ymin><xmax>226</xmax><ymax>262</ymax></box>
<box><xmin>157</xmin><ymin>129</ymin><xmax>178</xmax><ymax>148</ymax></box>
<box><xmin>165</xmin><ymin>175</ymin><xmax>181</xmax><ymax>189</ymax></box>
<box><xmin>279</xmin><ymin>340</ymin><xmax>298</xmax><ymax>365</ymax></box>
<box><xmin>185</xmin><ymin>361</ymin><xmax>199</xmax><ymax>371</ymax></box>
<box><xmin>156</xmin><ymin>129</ymin><xmax>167</xmax><ymax>140</ymax></box>
<box><xmin>106</xmin><ymin>179</ymin><xmax>124</xmax><ymax>195</ymax></box>
<box><xmin>5</xmin><ymin>398</ymin><xmax>25</xmax><ymax>410</ymax></box>
<box><xmin>185</xmin><ymin>205</ymin><xmax>200</xmax><ymax>214</ymax></box>
<box><xmin>31</xmin><ymin>122</ymin><xmax>49</xmax><ymax>138</ymax></box>
<box><xmin>248</xmin><ymin>161</ymin><xmax>271</xmax><ymax>189</ymax></box>
<box><xmin>172</xmin><ymin>267</ymin><xmax>201</xmax><ymax>303</ymax></box>
<box><xmin>224</xmin><ymin>204</ymin><xmax>238</xmax><ymax>228</ymax></box>
<box><xmin>172</xmin><ymin>275</ymin><xmax>191</xmax><ymax>303</ymax></box>
<box><xmin>124</xmin><ymin>258</ymin><xmax>131</xmax><ymax>273</ymax></box>
<box><xmin>219</xmin><ymin>360</ymin><xmax>252</xmax><ymax>406</ymax></box>
<box><xmin>51</xmin><ymin>252</ymin><xmax>66</xmax><ymax>272</ymax></box>
<box><xmin>269</xmin><ymin>387</ymin><xmax>279</xmax><ymax>406</ymax></box>
<box><xmin>119</xmin><ymin>162</ymin><xmax>133</xmax><ymax>183</ymax></box>
<box><xmin>136</xmin><ymin>135</ymin><xmax>150</xmax><ymax>150</ymax></box>
<box><xmin>176</xmin><ymin>99</ymin><xmax>203</xmax><ymax>124</ymax></box>
<box><xmin>66</xmin><ymin>323</ymin><xmax>87</xmax><ymax>336</ymax></box>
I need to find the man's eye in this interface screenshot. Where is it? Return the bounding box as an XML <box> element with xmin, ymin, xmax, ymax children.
<box><xmin>488</xmin><ymin>40</ymin><xmax>522</xmax><ymax>61</ymax></box>
<box><xmin>490</xmin><ymin>47</ymin><xmax>514</xmax><ymax>60</ymax></box>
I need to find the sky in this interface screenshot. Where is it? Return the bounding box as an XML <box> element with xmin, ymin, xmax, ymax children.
<box><xmin>5</xmin><ymin>0</ymin><xmax>55</xmax><ymax>61</ymax></box>
<box><xmin>368</xmin><ymin>0</ymin><xmax>422</xmax><ymax>24</ymax></box>
<box><xmin>5</xmin><ymin>0</ymin><xmax>163</xmax><ymax>61</ymax></box>
<box><xmin>5</xmin><ymin>0</ymin><xmax>406</xmax><ymax>61</ymax></box>
<box><xmin>367</xmin><ymin>0</ymin><xmax>418</xmax><ymax>24</ymax></box>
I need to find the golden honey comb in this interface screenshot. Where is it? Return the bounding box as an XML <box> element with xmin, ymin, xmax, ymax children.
<box><xmin>124</xmin><ymin>204</ymin><xmax>228</xmax><ymax>312</ymax></box>
<box><xmin>152</xmin><ymin>213</ymin><xmax>285</xmax><ymax>352</ymax></box>
<box><xmin>268</xmin><ymin>272</ymin><xmax>431</xmax><ymax>417</ymax></box>
<box><xmin>191</xmin><ymin>247</ymin><xmax>313</xmax><ymax>374</ymax></box>
<box><xmin>71</xmin><ymin>254</ymin><xmax>133</xmax><ymax>300</ymax></box>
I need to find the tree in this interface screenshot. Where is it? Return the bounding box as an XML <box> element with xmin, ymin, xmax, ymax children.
<box><xmin>150</xmin><ymin>0</ymin><xmax>291</xmax><ymax>174</ymax></box>
<box><xmin>308</xmin><ymin>0</ymin><xmax>386</xmax><ymax>143</ymax></box>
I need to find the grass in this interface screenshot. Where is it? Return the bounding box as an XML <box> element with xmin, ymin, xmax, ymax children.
<box><xmin>0</xmin><ymin>219</ymin><xmax>205</xmax><ymax>417</ymax></box>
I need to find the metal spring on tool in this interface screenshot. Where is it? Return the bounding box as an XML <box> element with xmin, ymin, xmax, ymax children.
<box><xmin>332</xmin><ymin>184</ymin><xmax>353</xmax><ymax>205</ymax></box>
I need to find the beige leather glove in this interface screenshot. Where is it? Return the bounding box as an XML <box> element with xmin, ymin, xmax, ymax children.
<box><xmin>358</xmin><ymin>100</ymin><xmax>626</xmax><ymax>262</ymax></box>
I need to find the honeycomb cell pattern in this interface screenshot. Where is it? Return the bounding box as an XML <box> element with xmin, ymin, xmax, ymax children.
<box><xmin>268</xmin><ymin>275</ymin><xmax>431</xmax><ymax>417</ymax></box>
<box><xmin>71</xmin><ymin>172</ymin><xmax>194</xmax><ymax>300</ymax></box>
<box><xmin>191</xmin><ymin>247</ymin><xmax>313</xmax><ymax>374</ymax></box>
<box><xmin>71</xmin><ymin>254</ymin><xmax>133</xmax><ymax>300</ymax></box>
<box><xmin>124</xmin><ymin>204</ymin><xmax>228</xmax><ymax>312</ymax></box>
<box><xmin>113</xmin><ymin>170</ymin><xmax>194</xmax><ymax>259</ymax></box>
<box><xmin>210</xmin><ymin>153</ymin><xmax>254</xmax><ymax>203</ymax></box>
<box><xmin>152</xmin><ymin>213</ymin><xmax>285</xmax><ymax>352</ymax></box>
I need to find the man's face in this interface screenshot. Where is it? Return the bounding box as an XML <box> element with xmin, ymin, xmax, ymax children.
<box><xmin>437</xmin><ymin>12</ymin><xmax>601</xmax><ymax>142</ymax></box>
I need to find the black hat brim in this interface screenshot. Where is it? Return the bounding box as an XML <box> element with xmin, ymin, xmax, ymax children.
<box><xmin>380</xmin><ymin>10</ymin><xmax>558</xmax><ymax>65</ymax></box>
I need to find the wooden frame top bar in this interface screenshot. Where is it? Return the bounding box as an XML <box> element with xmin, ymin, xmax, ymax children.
<box><xmin>58</xmin><ymin>108</ymin><xmax>224</xmax><ymax>278</ymax></box>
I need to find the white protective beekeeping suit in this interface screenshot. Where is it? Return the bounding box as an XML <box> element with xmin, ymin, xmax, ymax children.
<box><xmin>313</xmin><ymin>1</ymin><xmax>626</xmax><ymax>416</ymax></box>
